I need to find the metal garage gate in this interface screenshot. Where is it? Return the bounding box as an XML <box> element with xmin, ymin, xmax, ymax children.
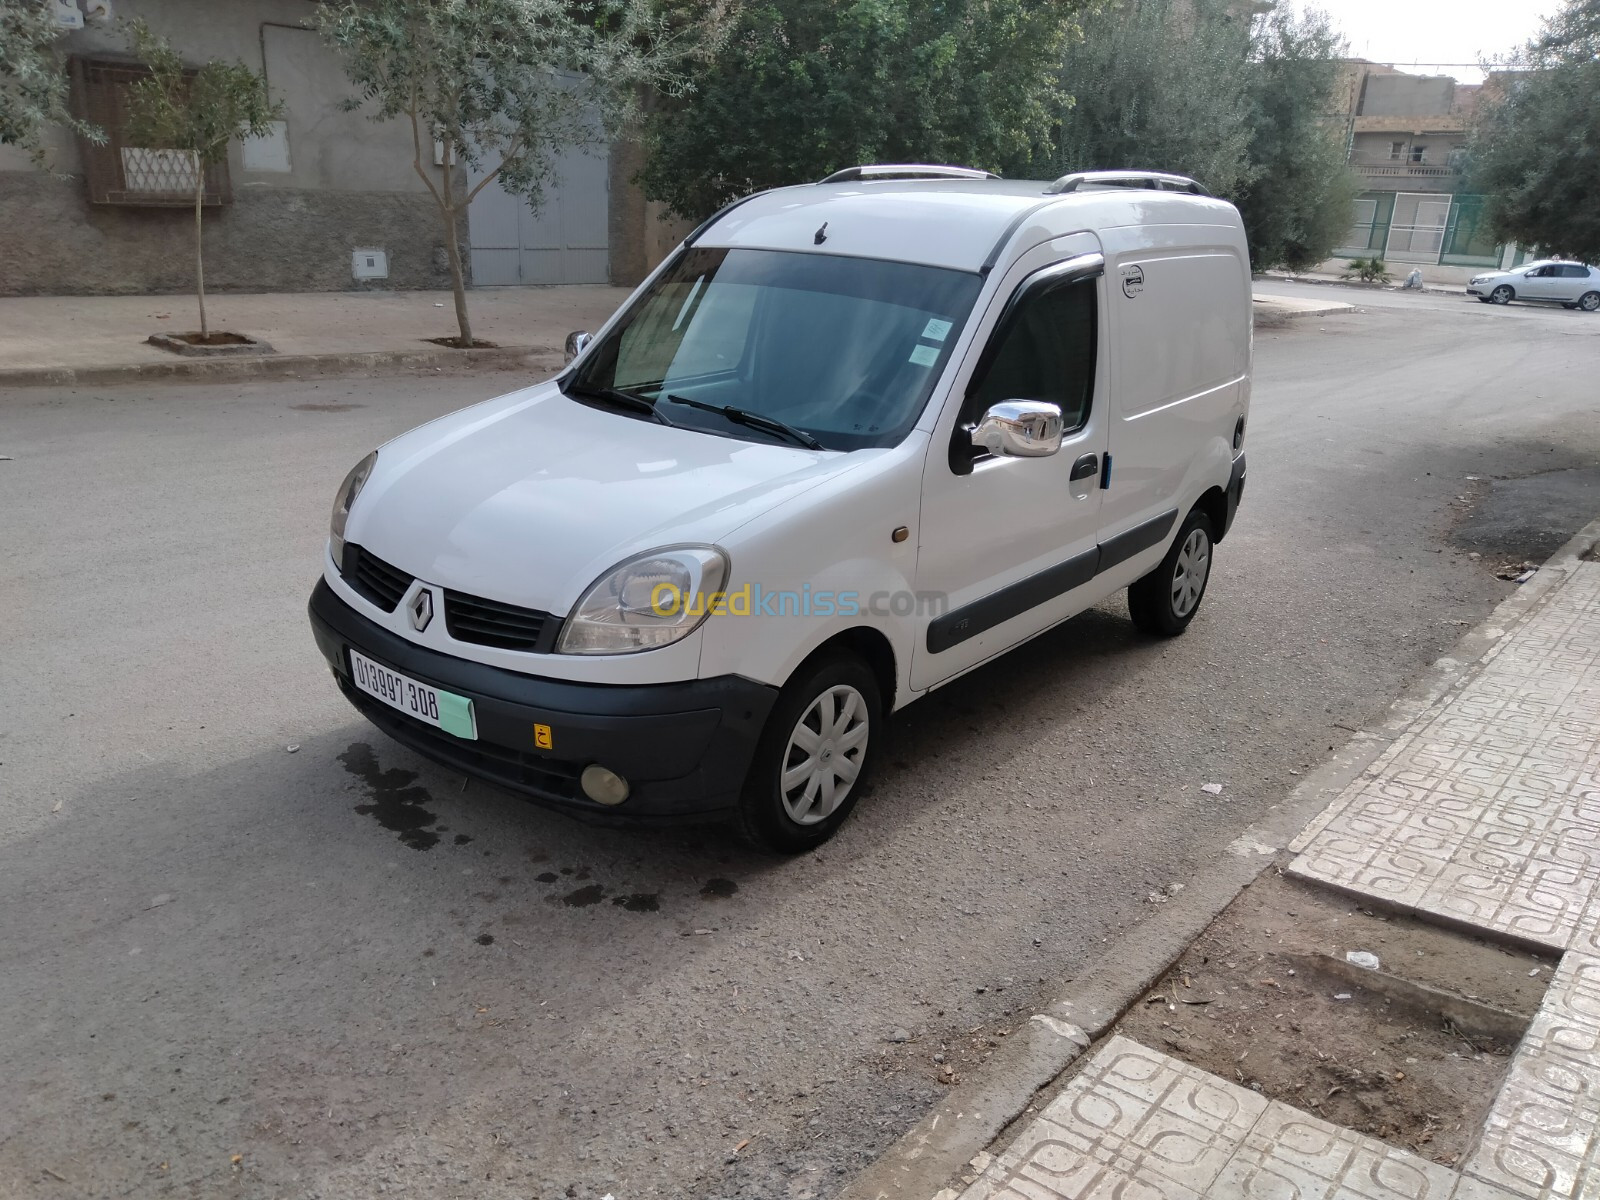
<box><xmin>466</xmin><ymin>143</ymin><xmax>610</xmax><ymax>286</ymax></box>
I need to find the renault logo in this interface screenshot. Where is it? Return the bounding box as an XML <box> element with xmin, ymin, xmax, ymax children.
<box><xmin>408</xmin><ymin>587</ymin><xmax>434</xmax><ymax>633</ymax></box>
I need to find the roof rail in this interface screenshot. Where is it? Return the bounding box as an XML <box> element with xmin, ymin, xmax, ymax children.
<box><xmin>820</xmin><ymin>164</ymin><xmax>999</xmax><ymax>184</ymax></box>
<box><xmin>1046</xmin><ymin>171</ymin><xmax>1206</xmax><ymax>196</ymax></box>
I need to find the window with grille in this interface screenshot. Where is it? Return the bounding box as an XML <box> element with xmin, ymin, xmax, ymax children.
<box><xmin>68</xmin><ymin>56</ymin><xmax>231</xmax><ymax>207</ymax></box>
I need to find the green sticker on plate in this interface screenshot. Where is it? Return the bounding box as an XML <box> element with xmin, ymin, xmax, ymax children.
<box><xmin>437</xmin><ymin>691</ymin><xmax>477</xmax><ymax>740</ymax></box>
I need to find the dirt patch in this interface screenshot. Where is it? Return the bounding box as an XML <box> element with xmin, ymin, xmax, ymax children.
<box><xmin>423</xmin><ymin>336</ymin><xmax>501</xmax><ymax>350</ymax></box>
<box><xmin>146</xmin><ymin>330</ymin><xmax>274</xmax><ymax>357</ymax></box>
<box><xmin>1452</xmin><ymin>465</ymin><xmax>1600</xmax><ymax>565</ymax></box>
<box><xmin>1114</xmin><ymin>871</ymin><xmax>1554</xmax><ymax>1167</ymax></box>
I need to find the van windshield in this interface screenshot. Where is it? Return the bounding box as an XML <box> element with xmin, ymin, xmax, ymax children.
<box><xmin>565</xmin><ymin>247</ymin><xmax>983</xmax><ymax>452</ymax></box>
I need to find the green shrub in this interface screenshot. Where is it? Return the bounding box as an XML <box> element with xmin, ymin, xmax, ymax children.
<box><xmin>1342</xmin><ymin>256</ymin><xmax>1393</xmax><ymax>284</ymax></box>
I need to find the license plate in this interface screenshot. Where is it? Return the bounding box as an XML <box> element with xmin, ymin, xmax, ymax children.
<box><xmin>349</xmin><ymin>649</ymin><xmax>477</xmax><ymax>740</ymax></box>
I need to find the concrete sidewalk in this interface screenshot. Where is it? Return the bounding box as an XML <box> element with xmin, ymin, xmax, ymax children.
<box><xmin>0</xmin><ymin>285</ymin><xmax>1343</xmax><ymax>388</ymax></box>
<box><xmin>920</xmin><ymin>520</ymin><xmax>1600</xmax><ymax>1200</ymax></box>
<box><xmin>0</xmin><ymin>286</ymin><xmax>630</xmax><ymax>387</ymax></box>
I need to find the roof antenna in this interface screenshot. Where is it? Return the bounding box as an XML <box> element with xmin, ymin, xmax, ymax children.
<box><xmin>814</xmin><ymin>222</ymin><xmax>828</xmax><ymax>245</ymax></box>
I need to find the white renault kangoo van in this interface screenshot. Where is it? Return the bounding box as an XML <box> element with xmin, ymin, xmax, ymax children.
<box><xmin>309</xmin><ymin>166</ymin><xmax>1252</xmax><ymax>851</ymax></box>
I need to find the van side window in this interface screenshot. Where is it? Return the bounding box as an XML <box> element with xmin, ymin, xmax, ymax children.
<box><xmin>966</xmin><ymin>278</ymin><xmax>1097</xmax><ymax>436</ymax></box>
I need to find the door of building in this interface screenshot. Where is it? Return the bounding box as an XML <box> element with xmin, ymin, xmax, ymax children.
<box><xmin>466</xmin><ymin>144</ymin><xmax>610</xmax><ymax>286</ymax></box>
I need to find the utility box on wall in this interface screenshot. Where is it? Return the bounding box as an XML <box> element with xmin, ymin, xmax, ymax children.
<box><xmin>351</xmin><ymin>248</ymin><xmax>389</xmax><ymax>280</ymax></box>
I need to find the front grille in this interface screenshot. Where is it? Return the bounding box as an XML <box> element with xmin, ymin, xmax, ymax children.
<box><xmin>444</xmin><ymin>589</ymin><xmax>559</xmax><ymax>652</ymax></box>
<box><xmin>341</xmin><ymin>680</ymin><xmax>582</xmax><ymax>801</ymax></box>
<box><xmin>342</xmin><ymin>545</ymin><xmax>414</xmax><ymax>613</ymax></box>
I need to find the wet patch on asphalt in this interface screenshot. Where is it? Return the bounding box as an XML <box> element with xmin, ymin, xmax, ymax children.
<box><xmin>611</xmin><ymin>894</ymin><xmax>661</xmax><ymax>912</ymax></box>
<box><xmin>700</xmin><ymin>878</ymin><xmax>738</xmax><ymax>898</ymax></box>
<box><xmin>561</xmin><ymin>884</ymin><xmax>606</xmax><ymax>908</ymax></box>
<box><xmin>340</xmin><ymin>742</ymin><xmax>440</xmax><ymax>851</ymax></box>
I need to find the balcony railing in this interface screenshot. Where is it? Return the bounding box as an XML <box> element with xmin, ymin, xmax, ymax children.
<box><xmin>1349</xmin><ymin>157</ymin><xmax>1460</xmax><ymax>178</ymax></box>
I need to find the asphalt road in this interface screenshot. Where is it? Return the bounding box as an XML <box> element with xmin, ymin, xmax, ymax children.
<box><xmin>4</xmin><ymin>286</ymin><xmax>1600</xmax><ymax>1200</ymax></box>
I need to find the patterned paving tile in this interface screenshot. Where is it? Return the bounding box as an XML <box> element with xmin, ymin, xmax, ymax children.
<box><xmin>958</xmin><ymin>1039</ymin><xmax>1460</xmax><ymax>1200</ymax></box>
<box><xmin>1462</xmin><ymin>954</ymin><xmax>1600</xmax><ymax>1200</ymax></box>
<box><xmin>1290</xmin><ymin>564</ymin><xmax>1600</xmax><ymax>952</ymax></box>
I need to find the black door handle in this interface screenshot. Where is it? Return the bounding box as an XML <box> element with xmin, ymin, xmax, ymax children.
<box><xmin>1069</xmin><ymin>453</ymin><xmax>1099</xmax><ymax>482</ymax></box>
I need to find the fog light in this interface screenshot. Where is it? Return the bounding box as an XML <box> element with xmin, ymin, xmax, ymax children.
<box><xmin>581</xmin><ymin>765</ymin><xmax>630</xmax><ymax>806</ymax></box>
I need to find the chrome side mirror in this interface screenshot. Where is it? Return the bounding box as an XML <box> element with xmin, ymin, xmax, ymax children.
<box><xmin>564</xmin><ymin>331</ymin><xmax>592</xmax><ymax>364</ymax></box>
<box><xmin>971</xmin><ymin>400</ymin><xmax>1064</xmax><ymax>458</ymax></box>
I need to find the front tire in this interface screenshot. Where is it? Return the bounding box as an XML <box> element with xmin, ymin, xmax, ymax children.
<box><xmin>737</xmin><ymin>653</ymin><xmax>880</xmax><ymax>853</ymax></box>
<box><xmin>1491</xmin><ymin>285</ymin><xmax>1515</xmax><ymax>305</ymax></box>
<box><xmin>1580</xmin><ymin>291</ymin><xmax>1600</xmax><ymax>313</ymax></box>
<box><xmin>1128</xmin><ymin>509</ymin><xmax>1214</xmax><ymax>637</ymax></box>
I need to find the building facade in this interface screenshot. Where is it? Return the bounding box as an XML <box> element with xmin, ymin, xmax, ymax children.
<box><xmin>0</xmin><ymin>0</ymin><xmax>673</xmax><ymax>296</ymax></box>
<box><xmin>1326</xmin><ymin>61</ymin><xmax>1526</xmax><ymax>276</ymax></box>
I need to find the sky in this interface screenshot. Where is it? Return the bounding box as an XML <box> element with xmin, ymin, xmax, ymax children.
<box><xmin>1308</xmin><ymin>0</ymin><xmax>1560</xmax><ymax>82</ymax></box>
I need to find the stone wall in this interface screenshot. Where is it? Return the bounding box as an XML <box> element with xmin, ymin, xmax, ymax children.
<box><xmin>0</xmin><ymin>174</ymin><xmax>457</xmax><ymax>295</ymax></box>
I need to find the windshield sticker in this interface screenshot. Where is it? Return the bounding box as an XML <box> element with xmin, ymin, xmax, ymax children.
<box><xmin>921</xmin><ymin>317</ymin><xmax>953</xmax><ymax>342</ymax></box>
<box><xmin>908</xmin><ymin>344</ymin><xmax>940</xmax><ymax>367</ymax></box>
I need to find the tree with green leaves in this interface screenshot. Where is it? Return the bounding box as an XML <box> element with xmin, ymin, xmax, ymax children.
<box><xmin>1041</xmin><ymin>0</ymin><xmax>1356</xmax><ymax>271</ymax></box>
<box><xmin>1233</xmin><ymin>4</ymin><xmax>1359</xmax><ymax>271</ymax></box>
<box><xmin>1048</xmin><ymin>0</ymin><xmax>1256</xmax><ymax>198</ymax></box>
<box><xmin>1470</xmin><ymin>0</ymin><xmax>1600</xmax><ymax>263</ymax></box>
<box><xmin>122</xmin><ymin>20</ymin><xmax>282</xmax><ymax>339</ymax></box>
<box><xmin>0</xmin><ymin>0</ymin><xmax>102</xmax><ymax>166</ymax></box>
<box><xmin>318</xmin><ymin>0</ymin><xmax>700</xmax><ymax>346</ymax></box>
<box><xmin>638</xmin><ymin>0</ymin><xmax>1101</xmax><ymax>221</ymax></box>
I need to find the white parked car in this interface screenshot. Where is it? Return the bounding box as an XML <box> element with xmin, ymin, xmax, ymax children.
<box><xmin>1467</xmin><ymin>260</ymin><xmax>1600</xmax><ymax>310</ymax></box>
<box><xmin>309</xmin><ymin>166</ymin><xmax>1252</xmax><ymax>851</ymax></box>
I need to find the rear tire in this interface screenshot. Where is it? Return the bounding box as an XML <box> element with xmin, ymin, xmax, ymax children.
<box><xmin>1580</xmin><ymin>291</ymin><xmax>1600</xmax><ymax>313</ymax></box>
<box><xmin>1490</xmin><ymin>285</ymin><xmax>1515</xmax><ymax>305</ymax></box>
<box><xmin>736</xmin><ymin>652</ymin><xmax>880</xmax><ymax>853</ymax></box>
<box><xmin>1128</xmin><ymin>509</ymin><xmax>1215</xmax><ymax>637</ymax></box>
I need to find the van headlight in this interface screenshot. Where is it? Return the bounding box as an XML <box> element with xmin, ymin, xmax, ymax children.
<box><xmin>557</xmin><ymin>546</ymin><xmax>729</xmax><ymax>655</ymax></box>
<box><xmin>328</xmin><ymin>451</ymin><xmax>376</xmax><ymax>565</ymax></box>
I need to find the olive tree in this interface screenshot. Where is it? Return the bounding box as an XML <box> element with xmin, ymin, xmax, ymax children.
<box><xmin>1471</xmin><ymin>0</ymin><xmax>1600</xmax><ymax>263</ymax></box>
<box><xmin>638</xmin><ymin>0</ymin><xmax>1102</xmax><ymax>221</ymax></box>
<box><xmin>1049</xmin><ymin>0</ymin><xmax>1257</xmax><ymax>197</ymax></box>
<box><xmin>122</xmin><ymin>21</ymin><xmax>282</xmax><ymax>339</ymax></box>
<box><xmin>0</xmin><ymin>0</ymin><xmax>102</xmax><ymax>165</ymax></box>
<box><xmin>1041</xmin><ymin>0</ymin><xmax>1358</xmax><ymax>271</ymax></box>
<box><xmin>319</xmin><ymin>0</ymin><xmax>699</xmax><ymax>346</ymax></box>
<box><xmin>1234</xmin><ymin>5</ymin><xmax>1359</xmax><ymax>271</ymax></box>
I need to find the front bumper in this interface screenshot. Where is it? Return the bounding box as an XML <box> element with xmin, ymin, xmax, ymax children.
<box><xmin>308</xmin><ymin>579</ymin><xmax>777</xmax><ymax>822</ymax></box>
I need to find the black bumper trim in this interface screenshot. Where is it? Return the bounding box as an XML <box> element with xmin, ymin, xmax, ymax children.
<box><xmin>309</xmin><ymin>579</ymin><xmax>777</xmax><ymax>821</ymax></box>
<box><xmin>1223</xmin><ymin>451</ymin><xmax>1246</xmax><ymax>538</ymax></box>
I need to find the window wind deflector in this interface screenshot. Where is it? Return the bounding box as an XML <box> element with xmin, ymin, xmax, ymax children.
<box><xmin>968</xmin><ymin>253</ymin><xmax>1106</xmax><ymax>394</ymax></box>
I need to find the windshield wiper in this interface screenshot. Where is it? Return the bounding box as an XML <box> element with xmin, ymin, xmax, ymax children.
<box><xmin>565</xmin><ymin>380</ymin><xmax>673</xmax><ymax>426</ymax></box>
<box><xmin>665</xmin><ymin>394</ymin><xmax>825</xmax><ymax>451</ymax></box>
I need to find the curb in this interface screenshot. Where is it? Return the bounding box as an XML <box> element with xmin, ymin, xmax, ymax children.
<box><xmin>838</xmin><ymin>514</ymin><xmax>1600</xmax><ymax>1200</ymax></box>
<box><xmin>1254</xmin><ymin>272</ymin><xmax>1469</xmax><ymax>299</ymax></box>
<box><xmin>1251</xmin><ymin>298</ymin><xmax>1359</xmax><ymax>329</ymax></box>
<box><xmin>0</xmin><ymin>344</ymin><xmax>563</xmax><ymax>389</ymax></box>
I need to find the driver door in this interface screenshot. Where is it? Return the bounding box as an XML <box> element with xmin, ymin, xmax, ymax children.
<box><xmin>912</xmin><ymin>236</ymin><xmax>1111</xmax><ymax>689</ymax></box>
<box><xmin>1520</xmin><ymin>266</ymin><xmax>1558</xmax><ymax>300</ymax></box>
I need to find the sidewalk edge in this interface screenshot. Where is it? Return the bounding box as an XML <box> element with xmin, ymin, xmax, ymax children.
<box><xmin>0</xmin><ymin>345</ymin><xmax>563</xmax><ymax>389</ymax></box>
<box><xmin>837</xmin><ymin>514</ymin><xmax>1600</xmax><ymax>1200</ymax></box>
